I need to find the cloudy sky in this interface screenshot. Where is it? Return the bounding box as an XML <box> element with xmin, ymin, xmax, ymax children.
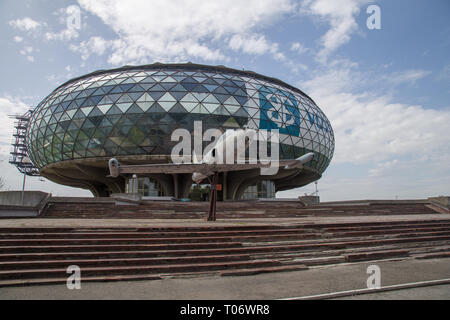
<box><xmin>0</xmin><ymin>0</ymin><xmax>449</xmax><ymax>200</ymax></box>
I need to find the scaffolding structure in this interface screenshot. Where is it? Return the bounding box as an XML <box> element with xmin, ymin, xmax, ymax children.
<box><xmin>9</xmin><ymin>111</ymin><xmax>40</xmax><ymax>176</ymax></box>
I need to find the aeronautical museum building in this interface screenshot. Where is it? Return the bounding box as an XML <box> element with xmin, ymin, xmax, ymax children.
<box><xmin>11</xmin><ymin>63</ymin><xmax>334</xmax><ymax>200</ymax></box>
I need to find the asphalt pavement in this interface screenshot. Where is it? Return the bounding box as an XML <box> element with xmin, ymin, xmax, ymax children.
<box><xmin>0</xmin><ymin>257</ymin><xmax>448</xmax><ymax>300</ymax></box>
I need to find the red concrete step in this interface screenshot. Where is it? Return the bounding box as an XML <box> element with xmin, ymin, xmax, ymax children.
<box><xmin>250</xmin><ymin>242</ymin><xmax>450</xmax><ymax>262</ymax></box>
<box><xmin>0</xmin><ymin>263</ymin><xmax>308</xmax><ymax>287</ymax></box>
<box><xmin>41</xmin><ymin>201</ymin><xmax>438</xmax><ymax>219</ymax></box>
<box><xmin>2</xmin><ymin>229</ymin><xmax>450</xmax><ymax>254</ymax></box>
<box><xmin>323</xmin><ymin>222</ymin><xmax>450</xmax><ymax>232</ymax></box>
<box><xmin>2</xmin><ymin>228</ymin><xmax>448</xmax><ymax>246</ymax></box>
<box><xmin>415</xmin><ymin>251</ymin><xmax>450</xmax><ymax>259</ymax></box>
<box><xmin>0</xmin><ymin>216</ymin><xmax>448</xmax><ymax>287</ymax></box>
<box><xmin>2</xmin><ymin>223</ymin><xmax>450</xmax><ymax>240</ymax></box>
<box><xmin>1</xmin><ymin>238</ymin><xmax>448</xmax><ymax>264</ymax></box>
<box><xmin>0</xmin><ymin>253</ymin><xmax>254</xmax><ymax>271</ymax></box>
<box><xmin>220</xmin><ymin>264</ymin><xmax>308</xmax><ymax>276</ymax></box>
<box><xmin>0</xmin><ymin>259</ymin><xmax>283</xmax><ymax>280</ymax></box>
<box><xmin>0</xmin><ymin>236</ymin><xmax>243</xmax><ymax>246</ymax></box>
<box><xmin>0</xmin><ymin>228</ymin><xmax>315</xmax><ymax>239</ymax></box>
<box><xmin>0</xmin><ymin>241</ymin><xmax>243</xmax><ymax>254</ymax></box>
<box><xmin>2</xmin><ymin>234</ymin><xmax>449</xmax><ymax>259</ymax></box>
<box><xmin>2</xmin><ymin>219</ymin><xmax>449</xmax><ymax>235</ymax></box>
<box><xmin>309</xmin><ymin>219</ymin><xmax>450</xmax><ymax>229</ymax></box>
<box><xmin>0</xmin><ymin>274</ymin><xmax>163</xmax><ymax>288</ymax></box>
<box><xmin>4</xmin><ymin>241</ymin><xmax>443</xmax><ymax>272</ymax></box>
<box><xmin>0</xmin><ymin>245</ymin><xmax>424</xmax><ymax>282</ymax></box>
<box><xmin>344</xmin><ymin>249</ymin><xmax>410</xmax><ymax>262</ymax></box>
<box><xmin>328</xmin><ymin>227</ymin><xmax>450</xmax><ymax>238</ymax></box>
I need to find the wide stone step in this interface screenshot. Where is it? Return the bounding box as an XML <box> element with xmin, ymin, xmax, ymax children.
<box><xmin>0</xmin><ymin>245</ymin><xmax>427</xmax><ymax>283</ymax></box>
<box><xmin>0</xmin><ymin>241</ymin><xmax>243</xmax><ymax>254</ymax></box>
<box><xmin>0</xmin><ymin>274</ymin><xmax>163</xmax><ymax>288</ymax></box>
<box><xmin>41</xmin><ymin>202</ymin><xmax>438</xmax><ymax>219</ymax></box>
<box><xmin>2</xmin><ymin>219</ymin><xmax>449</xmax><ymax>234</ymax></box>
<box><xmin>344</xmin><ymin>249</ymin><xmax>410</xmax><ymax>262</ymax></box>
<box><xmin>2</xmin><ymin>229</ymin><xmax>450</xmax><ymax>247</ymax></box>
<box><xmin>1</xmin><ymin>238</ymin><xmax>448</xmax><ymax>264</ymax></box>
<box><xmin>2</xmin><ymin>228</ymin><xmax>450</xmax><ymax>251</ymax></box>
<box><xmin>414</xmin><ymin>251</ymin><xmax>450</xmax><ymax>259</ymax></box>
<box><xmin>0</xmin><ymin>259</ymin><xmax>283</xmax><ymax>280</ymax></box>
<box><xmin>0</xmin><ymin>245</ymin><xmax>429</xmax><ymax>284</ymax></box>
<box><xmin>0</xmin><ymin>253</ymin><xmax>254</xmax><ymax>271</ymax></box>
<box><xmin>4</xmin><ymin>240</ymin><xmax>444</xmax><ymax>272</ymax></box>
<box><xmin>0</xmin><ymin>262</ymin><xmax>310</xmax><ymax>287</ymax></box>
<box><xmin>322</xmin><ymin>222</ymin><xmax>450</xmax><ymax>232</ymax></box>
<box><xmin>2</xmin><ymin>233</ymin><xmax>449</xmax><ymax>258</ymax></box>
<box><xmin>2</xmin><ymin>223</ymin><xmax>450</xmax><ymax>240</ymax></box>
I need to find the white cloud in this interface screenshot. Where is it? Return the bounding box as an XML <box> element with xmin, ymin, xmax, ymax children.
<box><xmin>437</xmin><ymin>63</ymin><xmax>450</xmax><ymax>82</ymax></box>
<box><xmin>75</xmin><ymin>0</ymin><xmax>296</xmax><ymax>64</ymax></box>
<box><xmin>280</xmin><ymin>56</ymin><xmax>449</xmax><ymax>200</ymax></box>
<box><xmin>9</xmin><ymin>7</ymin><xmax>81</xmax><ymax>42</ymax></box>
<box><xmin>70</xmin><ymin>36</ymin><xmax>113</xmax><ymax>60</ymax></box>
<box><xmin>19</xmin><ymin>46</ymin><xmax>33</xmax><ymax>56</ymax></box>
<box><xmin>45</xmin><ymin>5</ymin><xmax>82</xmax><ymax>41</ymax></box>
<box><xmin>302</xmin><ymin>65</ymin><xmax>450</xmax><ymax>166</ymax></box>
<box><xmin>18</xmin><ymin>46</ymin><xmax>35</xmax><ymax>62</ymax></box>
<box><xmin>290</xmin><ymin>42</ymin><xmax>308</xmax><ymax>55</ymax></box>
<box><xmin>13</xmin><ymin>36</ymin><xmax>23</xmax><ymax>43</ymax></box>
<box><xmin>385</xmin><ymin>69</ymin><xmax>431</xmax><ymax>85</ymax></box>
<box><xmin>228</xmin><ymin>33</ymin><xmax>288</xmax><ymax>63</ymax></box>
<box><xmin>9</xmin><ymin>17</ymin><xmax>42</xmax><ymax>31</ymax></box>
<box><xmin>301</xmin><ymin>0</ymin><xmax>370</xmax><ymax>62</ymax></box>
<box><xmin>0</xmin><ymin>97</ymin><xmax>30</xmax><ymax>155</ymax></box>
<box><xmin>368</xmin><ymin>159</ymin><xmax>399</xmax><ymax>177</ymax></box>
<box><xmin>45</xmin><ymin>28</ymin><xmax>79</xmax><ymax>41</ymax></box>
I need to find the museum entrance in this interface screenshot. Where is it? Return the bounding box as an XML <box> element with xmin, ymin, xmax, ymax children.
<box><xmin>241</xmin><ymin>180</ymin><xmax>275</xmax><ymax>200</ymax></box>
<box><xmin>125</xmin><ymin>177</ymin><xmax>165</xmax><ymax>197</ymax></box>
<box><xmin>188</xmin><ymin>184</ymin><xmax>211</xmax><ymax>201</ymax></box>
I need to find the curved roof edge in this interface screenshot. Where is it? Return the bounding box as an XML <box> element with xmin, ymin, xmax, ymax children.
<box><xmin>52</xmin><ymin>62</ymin><xmax>317</xmax><ymax>105</ymax></box>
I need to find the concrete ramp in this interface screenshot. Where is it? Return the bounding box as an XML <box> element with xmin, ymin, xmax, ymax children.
<box><xmin>428</xmin><ymin>197</ymin><xmax>450</xmax><ymax>213</ymax></box>
<box><xmin>0</xmin><ymin>191</ymin><xmax>50</xmax><ymax>217</ymax></box>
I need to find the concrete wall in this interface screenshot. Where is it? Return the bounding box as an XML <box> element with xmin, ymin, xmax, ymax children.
<box><xmin>428</xmin><ymin>196</ymin><xmax>450</xmax><ymax>209</ymax></box>
<box><xmin>299</xmin><ymin>195</ymin><xmax>320</xmax><ymax>205</ymax></box>
<box><xmin>0</xmin><ymin>191</ymin><xmax>50</xmax><ymax>207</ymax></box>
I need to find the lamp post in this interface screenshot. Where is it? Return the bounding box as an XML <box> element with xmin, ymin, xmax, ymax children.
<box><xmin>132</xmin><ymin>174</ymin><xmax>138</xmax><ymax>195</ymax></box>
<box><xmin>207</xmin><ymin>172</ymin><xmax>218</xmax><ymax>221</ymax></box>
<box><xmin>21</xmin><ymin>173</ymin><xmax>26</xmax><ymax>205</ymax></box>
<box><xmin>20</xmin><ymin>157</ymin><xmax>32</xmax><ymax>205</ymax></box>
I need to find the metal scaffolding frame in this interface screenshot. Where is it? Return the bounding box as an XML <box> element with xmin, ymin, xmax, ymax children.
<box><xmin>9</xmin><ymin>110</ymin><xmax>40</xmax><ymax>176</ymax></box>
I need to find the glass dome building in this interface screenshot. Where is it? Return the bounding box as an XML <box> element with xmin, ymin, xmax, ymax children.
<box><xmin>24</xmin><ymin>63</ymin><xmax>334</xmax><ymax>198</ymax></box>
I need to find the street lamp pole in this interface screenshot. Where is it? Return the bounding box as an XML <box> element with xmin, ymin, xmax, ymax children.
<box><xmin>21</xmin><ymin>172</ymin><xmax>26</xmax><ymax>205</ymax></box>
<box><xmin>207</xmin><ymin>172</ymin><xmax>218</xmax><ymax>221</ymax></box>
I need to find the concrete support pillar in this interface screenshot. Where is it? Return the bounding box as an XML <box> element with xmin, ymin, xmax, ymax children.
<box><xmin>146</xmin><ymin>173</ymin><xmax>173</xmax><ymax>197</ymax></box>
<box><xmin>172</xmin><ymin>174</ymin><xmax>179</xmax><ymax>199</ymax></box>
<box><xmin>222</xmin><ymin>171</ymin><xmax>227</xmax><ymax>201</ymax></box>
<box><xmin>179</xmin><ymin>174</ymin><xmax>193</xmax><ymax>199</ymax></box>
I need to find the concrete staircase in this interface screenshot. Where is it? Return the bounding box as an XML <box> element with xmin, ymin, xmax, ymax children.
<box><xmin>1</xmin><ymin>219</ymin><xmax>449</xmax><ymax>287</ymax></box>
<box><xmin>40</xmin><ymin>200</ymin><xmax>439</xmax><ymax>219</ymax></box>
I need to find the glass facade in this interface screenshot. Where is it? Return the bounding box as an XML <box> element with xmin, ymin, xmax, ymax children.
<box><xmin>242</xmin><ymin>180</ymin><xmax>276</xmax><ymax>199</ymax></box>
<box><xmin>26</xmin><ymin>64</ymin><xmax>334</xmax><ymax>175</ymax></box>
<box><xmin>125</xmin><ymin>177</ymin><xmax>165</xmax><ymax>197</ymax></box>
